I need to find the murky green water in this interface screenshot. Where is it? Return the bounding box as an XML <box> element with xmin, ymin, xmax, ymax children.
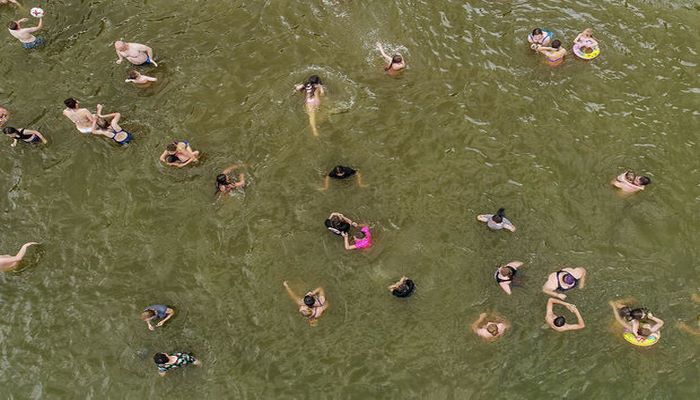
<box><xmin>1</xmin><ymin>0</ymin><xmax>699</xmax><ymax>398</ymax></box>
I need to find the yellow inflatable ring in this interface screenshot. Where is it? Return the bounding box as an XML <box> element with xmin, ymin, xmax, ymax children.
<box><xmin>623</xmin><ymin>331</ymin><xmax>659</xmax><ymax>347</ymax></box>
<box><xmin>573</xmin><ymin>42</ymin><xmax>600</xmax><ymax>60</ymax></box>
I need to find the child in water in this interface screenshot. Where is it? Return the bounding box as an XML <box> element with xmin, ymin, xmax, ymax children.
<box><xmin>611</xmin><ymin>170</ymin><xmax>651</xmax><ymax>194</ymax></box>
<box><xmin>341</xmin><ymin>225</ymin><xmax>372</xmax><ymax>250</ymax></box>
<box><xmin>125</xmin><ymin>70</ymin><xmax>157</xmax><ymax>87</ymax></box>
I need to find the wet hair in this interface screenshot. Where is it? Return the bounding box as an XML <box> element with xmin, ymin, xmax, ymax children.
<box><xmin>216</xmin><ymin>174</ymin><xmax>229</xmax><ymax>186</ymax></box>
<box><xmin>141</xmin><ymin>310</ymin><xmax>155</xmax><ymax>321</ymax></box>
<box><xmin>486</xmin><ymin>323</ymin><xmax>499</xmax><ymax>336</ymax></box>
<box><xmin>153</xmin><ymin>353</ymin><xmax>169</xmax><ymax>365</ymax></box>
<box><xmin>637</xmin><ymin>327</ymin><xmax>652</xmax><ymax>337</ymax></box>
<box><xmin>353</xmin><ymin>230</ymin><xmax>366</xmax><ymax>240</ymax></box>
<box><xmin>551</xmin><ymin>40</ymin><xmax>562</xmax><ymax>49</ymax></box>
<box><xmin>532</xmin><ymin>28</ymin><xmax>543</xmax><ymax>36</ymax></box>
<box><xmin>392</xmin><ymin>55</ymin><xmax>403</xmax><ymax>64</ymax></box>
<box><xmin>500</xmin><ymin>266</ymin><xmax>514</xmax><ymax>278</ymax></box>
<box><xmin>64</xmin><ymin>98</ymin><xmax>78</xmax><ymax>109</ymax></box>
<box><xmin>166</xmin><ymin>143</ymin><xmax>177</xmax><ymax>152</ymax></box>
<box><xmin>333</xmin><ymin>165</ymin><xmax>346</xmax><ymax>176</ymax></box>
<box><xmin>562</xmin><ymin>273</ymin><xmax>576</xmax><ymax>286</ymax></box>
<box><xmin>303</xmin><ymin>295</ymin><xmax>315</xmax><ymax>307</ymax></box>
<box><xmin>554</xmin><ymin>316</ymin><xmax>566</xmax><ymax>327</ymax></box>
<box><xmin>492</xmin><ymin>208</ymin><xmax>505</xmax><ymax>224</ymax></box>
<box><xmin>618</xmin><ymin>306</ymin><xmax>632</xmax><ymax>320</ymax></box>
<box><xmin>3</xmin><ymin>127</ymin><xmax>19</xmax><ymax>136</ymax></box>
<box><xmin>127</xmin><ymin>70</ymin><xmax>140</xmax><ymax>80</ymax></box>
<box><xmin>306</xmin><ymin>75</ymin><xmax>322</xmax><ymax>86</ymax></box>
<box><xmin>638</xmin><ymin>176</ymin><xmax>651</xmax><ymax>186</ymax></box>
<box><xmin>629</xmin><ymin>308</ymin><xmax>648</xmax><ymax>321</ymax></box>
<box><xmin>96</xmin><ymin>117</ymin><xmax>109</xmax><ymax>130</ymax></box>
<box><xmin>8</xmin><ymin>21</ymin><xmax>18</xmax><ymax>30</ymax></box>
<box><xmin>166</xmin><ymin>154</ymin><xmax>180</xmax><ymax>164</ymax></box>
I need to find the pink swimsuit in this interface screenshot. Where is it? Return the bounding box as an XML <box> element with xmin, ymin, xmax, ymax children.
<box><xmin>354</xmin><ymin>226</ymin><xmax>372</xmax><ymax>249</ymax></box>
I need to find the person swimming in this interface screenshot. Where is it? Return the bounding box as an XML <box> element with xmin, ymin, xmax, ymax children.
<box><xmin>141</xmin><ymin>305</ymin><xmax>175</xmax><ymax>331</ymax></box>
<box><xmin>216</xmin><ymin>164</ymin><xmax>246</xmax><ymax>196</ymax></box>
<box><xmin>545</xmin><ymin>298</ymin><xmax>586</xmax><ymax>332</ymax></box>
<box><xmin>528</xmin><ymin>28</ymin><xmax>553</xmax><ymax>47</ymax></box>
<box><xmin>153</xmin><ymin>352</ymin><xmax>200</xmax><ymax>376</ymax></box>
<box><xmin>321</xmin><ymin>165</ymin><xmax>366</xmax><ymax>190</ymax></box>
<box><xmin>376</xmin><ymin>42</ymin><xmax>406</xmax><ymax>76</ymax></box>
<box><xmin>609</xmin><ymin>300</ymin><xmax>663</xmax><ymax>341</ymax></box>
<box><xmin>542</xmin><ymin>267</ymin><xmax>587</xmax><ymax>300</ymax></box>
<box><xmin>3</xmin><ymin>126</ymin><xmax>47</xmax><ymax>146</ymax></box>
<box><xmin>341</xmin><ymin>225</ymin><xmax>372</xmax><ymax>250</ymax></box>
<box><xmin>471</xmin><ymin>313</ymin><xmax>509</xmax><ymax>340</ymax></box>
<box><xmin>324</xmin><ymin>212</ymin><xmax>357</xmax><ymax>236</ymax></box>
<box><xmin>388</xmin><ymin>276</ymin><xmax>416</xmax><ymax>298</ymax></box>
<box><xmin>534</xmin><ymin>39</ymin><xmax>567</xmax><ymax>66</ymax></box>
<box><xmin>91</xmin><ymin>104</ymin><xmax>132</xmax><ymax>145</ymax></box>
<box><xmin>295</xmin><ymin>75</ymin><xmax>324</xmax><ymax>137</ymax></box>
<box><xmin>0</xmin><ymin>242</ymin><xmax>39</xmax><ymax>272</ymax></box>
<box><xmin>283</xmin><ymin>281</ymin><xmax>328</xmax><ymax>326</ymax></box>
<box><xmin>573</xmin><ymin>28</ymin><xmax>598</xmax><ymax>48</ymax></box>
<box><xmin>159</xmin><ymin>141</ymin><xmax>200</xmax><ymax>168</ymax></box>
<box><xmin>125</xmin><ymin>70</ymin><xmax>157</xmax><ymax>86</ymax></box>
<box><xmin>495</xmin><ymin>261</ymin><xmax>523</xmax><ymax>295</ymax></box>
<box><xmin>611</xmin><ymin>171</ymin><xmax>651</xmax><ymax>193</ymax></box>
<box><xmin>476</xmin><ymin>208</ymin><xmax>516</xmax><ymax>232</ymax></box>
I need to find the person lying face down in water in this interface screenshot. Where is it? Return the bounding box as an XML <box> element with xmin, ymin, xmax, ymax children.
<box><xmin>533</xmin><ymin>39</ymin><xmax>567</xmax><ymax>66</ymax></box>
<box><xmin>91</xmin><ymin>104</ymin><xmax>132</xmax><ymax>145</ymax></box>
<box><xmin>388</xmin><ymin>276</ymin><xmax>416</xmax><ymax>298</ymax></box>
<box><xmin>341</xmin><ymin>225</ymin><xmax>372</xmax><ymax>250</ymax></box>
<box><xmin>215</xmin><ymin>164</ymin><xmax>246</xmax><ymax>197</ymax></box>
<box><xmin>321</xmin><ymin>165</ymin><xmax>366</xmax><ymax>191</ymax></box>
<box><xmin>471</xmin><ymin>313</ymin><xmax>509</xmax><ymax>341</ymax></box>
<box><xmin>542</xmin><ymin>267</ymin><xmax>587</xmax><ymax>300</ymax></box>
<box><xmin>376</xmin><ymin>42</ymin><xmax>406</xmax><ymax>76</ymax></box>
<box><xmin>609</xmin><ymin>299</ymin><xmax>664</xmax><ymax>342</ymax></box>
<box><xmin>476</xmin><ymin>208</ymin><xmax>516</xmax><ymax>232</ymax></box>
<box><xmin>283</xmin><ymin>281</ymin><xmax>328</xmax><ymax>326</ymax></box>
<box><xmin>3</xmin><ymin>126</ymin><xmax>47</xmax><ymax>147</ymax></box>
<box><xmin>494</xmin><ymin>261</ymin><xmax>524</xmax><ymax>295</ymax></box>
<box><xmin>0</xmin><ymin>242</ymin><xmax>38</xmax><ymax>272</ymax></box>
<box><xmin>545</xmin><ymin>298</ymin><xmax>586</xmax><ymax>332</ymax></box>
<box><xmin>159</xmin><ymin>141</ymin><xmax>200</xmax><ymax>168</ymax></box>
<box><xmin>611</xmin><ymin>170</ymin><xmax>651</xmax><ymax>194</ymax></box>
<box><xmin>294</xmin><ymin>75</ymin><xmax>324</xmax><ymax>137</ymax></box>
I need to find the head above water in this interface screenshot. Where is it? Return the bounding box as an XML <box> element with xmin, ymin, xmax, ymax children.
<box><xmin>391</xmin><ymin>55</ymin><xmax>403</xmax><ymax>64</ymax></box>
<box><xmin>333</xmin><ymin>165</ymin><xmax>347</xmax><ymax>176</ymax></box>
<box><xmin>96</xmin><ymin>117</ymin><xmax>109</xmax><ymax>129</ymax></box>
<box><xmin>153</xmin><ymin>353</ymin><xmax>169</xmax><ymax>365</ymax></box>
<box><xmin>8</xmin><ymin>21</ymin><xmax>18</xmax><ymax>30</ymax></box>
<box><xmin>216</xmin><ymin>174</ymin><xmax>229</xmax><ymax>186</ymax></box>
<box><xmin>491</xmin><ymin>208</ymin><xmax>505</xmax><ymax>223</ymax></box>
<box><xmin>306</xmin><ymin>75</ymin><xmax>322</xmax><ymax>86</ymax></box>
<box><xmin>303</xmin><ymin>295</ymin><xmax>315</xmax><ymax>307</ymax></box>
<box><xmin>127</xmin><ymin>70</ymin><xmax>140</xmax><ymax>80</ymax></box>
<box><xmin>353</xmin><ymin>230</ymin><xmax>366</xmax><ymax>240</ymax></box>
<box><xmin>630</xmin><ymin>308</ymin><xmax>649</xmax><ymax>321</ymax></box>
<box><xmin>637</xmin><ymin>176</ymin><xmax>651</xmax><ymax>186</ymax></box>
<box><xmin>64</xmin><ymin>98</ymin><xmax>79</xmax><ymax>109</ymax></box>
<box><xmin>166</xmin><ymin>154</ymin><xmax>180</xmax><ymax>164</ymax></box>
<box><xmin>582</xmin><ymin>28</ymin><xmax>593</xmax><ymax>36</ymax></box>
<box><xmin>486</xmin><ymin>323</ymin><xmax>499</xmax><ymax>336</ymax></box>
<box><xmin>141</xmin><ymin>310</ymin><xmax>156</xmax><ymax>321</ymax></box>
<box><xmin>114</xmin><ymin>40</ymin><xmax>128</xmax><ymax>51</ymax></box>
<box><xmin>637</xmin><ymin>327</ymin><xmax>652</xmax><ymax>337</ymax></box>
<box><xmin>532</xmin><ymin>28</ymin><xmax>543</xmax><ymax>36</ymax></box>
<box><xmin>3</xmin><ymin>127</ymin><xmax>19</xmax><ymax>136</ymax></box>
<box><xmin>166</xmin><ymin>143</ymin><xmax>177</xmax><ymax>153</ymax></box>
<box><xmin>499</xmin><ymin>266</ymin><xmax>514</xmax><ymax>278</ymax></box>
<box><xmin>554</xmin><ymin>316</ymin><xmax>566</xmax><ymax>327</ymax></box>
<box><xmin>551</xmin><ymin>40</ymin><xmax>562</xmax><ymax>49</ymax></box>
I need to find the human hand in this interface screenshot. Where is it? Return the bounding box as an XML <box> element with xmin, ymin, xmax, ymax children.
<box><xmin>151</xmin><ymin>61</ymin><xmax>159</xmax><ymax>67</ymax></box>
<box><xmin>156</xmin><ymin>321</ymin><xmax>164</xmax><ymax>327</ymax></box>
<box><xmin>283</xmin><ymin>281</ymin><xmax>289</xmax><ymax>287</ymax></box>
<box><xmin>116</xmin><ymin>59</ymin><xmax>122</xmax><ymax>64</ymax></box>
<box><xmin>147</xmin><ymin>323</ymin><xmax>155</xmax><ymax>331</ymax></box>
<box><xmin>341</xmin><ymin>232</ymin><xmax>348</xmax><ymax>237</ymax></box>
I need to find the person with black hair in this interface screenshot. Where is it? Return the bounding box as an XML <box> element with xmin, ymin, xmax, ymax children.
<box><xmin>528</xmin><ymin>27</ymin><xmax>552</xmax><ymax>47</ymax></box>
<box><xmin>324</xmin><ymin>212</ymin><xmax>357</xmax><ymax>236</ymax></box>
<box><xmin>159</xmin><ymin>141</ymin><xmax>200</xmax><ymax>168</ymax></box>
<box><xmin>388</xmin><ymin>276</ymin><xmax>416</xmax><ymax>298</ymax></box>
<box><xmin>376</xmin><ymin>42</ymin><xmax>406</xmax><ymax>76</ymax></box>
<box><xmin>215</xmin><ymin>164</ymin><xmax>246</xmax><ymax>196</ymax></box>
<box><xmin>153</xmin><ymin>352</ymin><xmax>200</xmax><ymax>376</ymax></box>
<box><xmin>477</xmin><ymin>208</ymin><xmax>516</xmax><ymax>232</ymax></box>
<box><xmin>294</xmin><ymin>75</ymin><xmax>324</xmax><ymax>136</ymax></box>
<box><xmin>3</xmin><ymin>126</ymin><xmax>46</xmax><ymax>146</ymax></box>
<box><xmin>471</xmin><ymin>312</ymin><xmax>509</xmax><ymax>340</ymax></box>
<box><xmin>495</xmin><ymin>261</ymin><xmax>523</xmax><ymax>295</ymax></box>
<box><xmin>545</xmin><ymin>298</ymin><xmax>585</xmax><ymax>332</ymax></box>
<box><xmin>533</xmin><ymin>39</ymin><xmax>567</xmax><ymax>66</ymax></box>
<box><xmin>609</xmin><ymin>299</ymin><xmax>664</xmax><ymax>341</ymax></box>
<box><xmin>611</xmin><ymin>170</ymin><xmax>651</xmax><ymax>194</ymax></box>
<box><xmin>62</xmin><ymin>98</ymin><xmax>96</xmax><ymax>134</ymax></box>
<box><xmin>283</xmin><ymin>281</ymin><xmax>328</xmax><ymax>326</ymax></box>
<box><xmin>321</xmin><ymin>165</ymin><xmax>366</xmax><ymax>190</ymax></box>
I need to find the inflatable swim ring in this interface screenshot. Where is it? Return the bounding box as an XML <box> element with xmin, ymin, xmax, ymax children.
<box><xmin>623</xmin><ymin>331</ymin><xmax>659</xmax><ymax>347</ymax></box>
<box><xmin>573</xmin><ymin>41</ymin><xmax>600</xmax><ymax>60</ymax></box>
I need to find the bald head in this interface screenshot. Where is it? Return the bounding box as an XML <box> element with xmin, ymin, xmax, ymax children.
<box><xmin>114</xmin><ymin>41</ymin><xmax>127</xmax><ymax>51</ymax></box>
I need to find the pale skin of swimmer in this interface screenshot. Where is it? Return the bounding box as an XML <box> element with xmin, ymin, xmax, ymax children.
<box><xmin>0</xmin><ymin>242</ymin><xmax>39</xmax><ymax>272</ymax></box>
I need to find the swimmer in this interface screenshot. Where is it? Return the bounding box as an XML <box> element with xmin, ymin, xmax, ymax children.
<box><xmin>283</xmin><ymin>281</ymin><xmax>328</xmax><ymax>326</ymax></box>
<box><xmin>0</xmin><ymin>106</ymin><xmax>9</xmax><ymax>127</ymax></box>
<box><xmin>573</xmin><ymin>28</ymin><xmax>598</xmax><ymax>48</ymax></box>
<box><xmin>141</xmin><ymin>304</ymin><xmax>175</xmax><ymax>331</ymax></box>
<box><xmin>376</xmin><ymin>42</ymin><xmax>406</xmax><ymax>76</ymax></box>
<box><xmin>542</xmin><ymin>267</ymin><xmax>586</xmax><ymax>300</ymax></box>
<box><xmin>528</xmin><ymin>28</ymin><xmax>552</xmax><ymax>47</ymax></box>
<box><xmin>609</xmin><ymin>300</ymin><xmax>664</xmax><ymax>341</ymax></box>
<box><xmin>294</xmin><ymin>75</ymin><xmax>324</xmax><ymax>137</ymax></box>
<box><xmin>114</xmin><ymin>41</ymin><xmax>158</xmax><ymax>67</ymax></box>
<box><xmin>91</xmin><ymin>104</ymin><xmax>132</xmax><ymax>145</ymax></box>
<box><xmin>124</xmin><ymin>70</ymin><xmax>157</xmax><ymax>87</ymax></box>
<box><xmin>677</xmin><ymin>295</ymin><xmax>700</xmax><ymax>336</ymax></box>
<box><xmin>545</xmin><ymin>298</ymin><xmax>585</xmax><ymax>332</ymax></box>
<box><xmin>494</xmin><ymin>261</ymin><xmax>524</xmax><ymax>295</ymax></box>
<box><xmin>324</xmin><ymin>212</ymin><xmax>357</xmax><ymax>236</ymax></box>
<box><xmin>341</xmin><ymin>225</ymin><xmax>372</xmax><ymax>250</ymax></box>
<box><xmin>8</xmin><ymin>17</ymin><xmax>44</xmax><ymax>49</ymax></box>
<box><xmin>471</xmin><ymin>312</ymin><xmax>509</xmax><ymax>340</ymax></box>
<box><xmin>611</xmin><ymin>170</ymin><xmax>651</xmax><ymax>194</ymax></box>
<box><xmin>533</xmin><ymin>39</ymin><xmax>567</xmax><ymax>66</ymax></box>
<box><xmin>153</xmin><ymin>352</ymin><xmax>200</xmax><ymax>376</ymax></box>
<box><xmin>3</xmin><ymin>127</ymin><xmax>46</xmax><ymax>147</ymax></box>
<box><xmin>321</xmin><ymin>165</ymin><xmax>366</xmax><ymax>191</ymax></box>
<box><xmin>216</xmin><ymin>164</ymin><xmax>246</xmax><ymax>196</ymax></box>
<box><xmin>159</xmin><ymin>141</ymin><xmax>200</xmax><ymax>168</ymax></box>
<box><xmin>388</xmin><ymin>276</ymin><xmax>416</xmax><ymax>298</ymax></box>
<box><xmin>63</xmin><ymin>98</ymin><xmax>96</xmax><ymax>134</ymax></box>
<box><xmin>0</xmin><ymin>242</ymin><xmax>39</xmax><ymax>272</ymax></box>
<box><xmin>476</xmin><ymin>208</ymin><xmax>516</xmax><ymax>232</ymax></box>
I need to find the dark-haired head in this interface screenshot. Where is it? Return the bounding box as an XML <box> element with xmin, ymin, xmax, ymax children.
<box><xmin>216</xmin><ymin>174</ymin><xmax>229</xmax><ymax>186</ymax></box>
<box><xmin>333</xmin><ymin>165</ymin><xmax>346</xmax><ymax>176</ymax></box>
<box><xmin>153</xmin><ymin>353</ymin><xmax>169</xmax><ymax>365</ymax></box>
<box><xmin>486</xmin><ymin>323</ymin><xmax>499</xmax><ymax>336</ymax></box>
<box><xmin>166</xmin><ymin>155</ymin><xmax>180</xmax><ymax>164</ymax></box>
<box><xmin>306</xmin><ymin>75</ymin><xmax>322</xmax><ymax>85</ymax></box>
<box><xmin>619</xmin><ymin>306</ymin><xmax>632</xmax><ymax>320</ymax></box>
<box><xmin>127</xmin><ymin>70</ymin><xmax>140</xmax><ymax>80</ymax></box>
<box><xmin>166</xmin><ymin>143</ymin><xmax>177</xmax><ymax>152</ymax></box>
<box><xmin>354</xmin><ymin>230</ymin><xmax>366</xmax><ymax>240</ymax></box>
<box><xmin>96</xmin><ymin>117</ymin><xmax>109</xmax><ymax>130</ymax></box>
<box><xmin>637</xmin><ymin>327</ymin><xmax>652</xmax><ymax>337</ymax></box>
<box><xmin>303</xmin><ymin>295</ymin><xmax>315</xmax><ymax>307</ymax></box>
<box><xmin>8</xmin><ymin>21</ymin><xmax>18</xmax><ymax>30</ymax></box>
<box><xmin>392</xmin><ymin>55</ymin><xmax>403</xmax><ymax>64</ymax></box>
<box><xmin>554</xmin><ymin>316</ymin><xmax>566</xmax><ymax>327</ymax></box>
<box><xmin>638</xmin><ymin>176</ymin><xmax>651</xmax><ymax>186</ymax></box>
<box><xmin>552</xmin><ymin>40</ymin><xmax>562</xmax><ymax>49</ymax></box>
<box><xmin>64</xmin><ymin>98</ymin><xmax>78</xmax><ymax>109</ymax></box>
<box><xmin>532</xmin><ymin>28</ymin><xmax>543</xmax><ymax>36</ymax></box>
<box><xmin>3</xmin><ymin>127</ymin><xmax>19</xmax><ymax>136</ymax></box>
<box><xmin>630</xmin><ymin>308</ymin><xmax>648</xmax><ymax>321</ymax></box>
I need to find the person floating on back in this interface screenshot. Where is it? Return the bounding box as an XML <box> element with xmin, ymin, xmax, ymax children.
<box><xmin>545</xmin><ymin>298</ymin><xmax>585</xmax><ymax>332</ymax></box>
<box><xmin>471</xmin><ymin>312</ymin><xmax>509</xmax><ymax>340</ymax></box>
<box><xmin>477</xmin><ymin>208</ymin><xmax>515</xmax><ymax>232</ymax></box>
<box><xmin>114</xmin><ymin>40</ymin><xmax>158</xmax><ymax>67</ymax></box>
<box><xmin>0</xmin><ymin>242</ymin><xmax>39</xmax><ymax>272</ymax></box>
<box><xmin>125</xmin><ymin>70</ymin><xmax>157</xmax><ymax>87</ymax></box>
<box><xmin>376</xmin><ymin>42</ymin><xmax>406</xmax><ymax>76</ymax></box>
<box><xmin>141</xmin><ymin>304</ymin><xmax>175</xmax><ymax>331</ymax></box>
<box><xmin>388</xmin><ymin>276</ymin><xmax>416</xmax><ymax>298</ymax></box>
<box><xmin>321</xmin><ymin>165</ymin><xmax>366</xmax><ymax>191</ymax></box>
<box><xmin>62</xmin><ymin>98</ymin><xmax>96</xmax><ymax>134</ymax></box>
<box><xmin>153</xmin><ymin>352</ymin><xmax>200</xmax><ymax>376</ymax></box>
<box><xmin>294</xmin><ymin>75</ymin><xmax>324</xmax><ymax>136</ymax></box>
<box><xmin>611</xmin><ymin>170</ymin><xmax>651</xmax><ymax>194</ymax></box>
<box><xmin>8</xmin><ymin>17</ymin><xmax>43</xmax><ymax>49</ymax></box>
<box><xmin>3</xmin><ymin>126</ymin><xmax>46</xmax><ymax>147</ymax></box>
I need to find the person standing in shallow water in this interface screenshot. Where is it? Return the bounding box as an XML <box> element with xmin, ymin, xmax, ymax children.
<box><xmin>153</xmin><ymin>352</ymin><xmax>200</xmax><ymax>376</ymax></box>
<box><xmin>542</xmin><ymin>267</ymin><xmax>587</xmax><ymax>300</ymax></box>
<box><xmin>376</xmin><ymin>42</ymin><xmax>406</xmax><ymax>76</ymax></box>
<box><xmin>321</xmin><ymin>165</ymin><xmax>366</xmax><ymax>190</ymax></box>
<box><xmin>471</xmin><ymin>312</ymin><xmax>509</xmax><ymax>340</ymax></box>
<box><xmin>4</xmin><ymin>126</ymin><xmax>47</xmax><ymax>146</ymax></box>
<box><xmin>215</xmin><ymin>164</ymin><xmax>246</xmax><ymax>197</ymax></box>
<box><xmin>495</xmin><ymin>261</ymin><xmax>523</xmax><ymax>295</ymax></box>
<box><xmin>283</xmin><ymin>281</ymin><xmax>328</xmax><ymax>326</ymax></box>
<box><xmin>545</xmin><ymin>298</ymin><xmax>585</xmax><ymax>332</ymax></box>
<box><xmin>295</xmin><ymin>75</ymin><xmax>324</xmax><ymax>137</ymax></box>
<box><xmin>114</xmin><ymin>40</ymin><xmax>158</xmax><ymax>67</ymax></box>
<box><xmin>0</xmin><ymin>242</ymin><xmax>39</xmax><ymax>272</ymax></box>
<box><xmin>533</xmin><ymin>39</ymin><xmax>567</xmax><ymax>67</ymax></box>
<box><xmin>62</xmin><ymin>98</ymin><xmax>96</xmax><ymax>134</ymax></box>
<box><xmin>8</xmin><ymin>17</ymin><xmax>44</xmax><ymax>49</ymax></box>
<box><xmin>388</xmin><ymin>277</ymin><xmax>415</xmax><ymax>298</ymax></box>
<box><xmin>476</xmin><ymin>208</ymin><xmax>516</xmax><ymax>232</ymax></box>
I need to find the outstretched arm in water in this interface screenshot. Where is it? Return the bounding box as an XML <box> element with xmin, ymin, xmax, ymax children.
<box><xmin>283</xmin><ymin>281</ymin><xmax>303</xmax><ymax>306</ymax></box>
<box><xmin>0</xmin><ymin>242</ymin><xmax>39</xmax><ymax>272</ymax></box>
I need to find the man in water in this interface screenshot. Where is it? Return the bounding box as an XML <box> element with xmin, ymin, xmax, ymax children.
<box><xmin>114</xmin><ymin>41</ymin><xmax>158</xmax><ymax>67</ymax></box>
<box><xmin>7</xmin><ymin>17</ymin><xmax>44</xmax><ymax>49</ymax></box>
<box><xmin>62</xmin><ymin>98</ymin><xmax>96</xmax><ymax>134</ymax></box>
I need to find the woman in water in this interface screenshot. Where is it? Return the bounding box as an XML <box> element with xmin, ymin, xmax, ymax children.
<box><xmin>153</xmin><ymin>352</ymin><xmax>200</xmax><ymax>376</ymax></box>
<box><xmin>471</xmin><ymin>312</ymin><xmax>509</xmax><ymax>340</ymax></box>
<box><xmin>494</xmin><ymin>261</ymin><xmax>524</xmax><ymax>295</ymax></box>
<box><xmin>528</xmin><ymin>28</ymin><xmax>552</xmax><ymax>47</ymax></box>
<box><xmin>141</xmin><ymin>304</ymin><xmax>175</xmax><ymax>331</ymax></box>
<box><xmin>125</xmin><ymin>70</ymin><xmax>157</xmax><ymax>87</ymax></box>
<box><xmin>283</xmin><ymin>281</ymin><xmax>328</xmax><ymax>326</ymax></box>
<box><xmin>321</xmin><ymin>165</ymin><xmax>366</xmax><ymax>191</ymax></box>
<box><xmin>341</xmin><ymin>225</ymin><xmax>372</xmax><ymax>250</ymax></box>
<box><xmin>476</xmin><ymin>208</ymin><xmax>516</xmax><ymax>232</ymax></box>
<box><xmin>545</xmin><ymin>298</ymin><xmax>586</xmax><ymax>332</ymax></box>
<box><xmin>611</xmin><ymin>170</ymin><xmax>651</xmax><ymax>194</ymax></box>
<box><xmin>215</xmin><ymin>164</ymin><xmax>246</xmax><ymax>197</ymax></box>
<box><xmin>542</xmin><ymin>267</ymin><xmax>587</xmax><ymax>300</ymax></box>
<box><xmin>376</xmin><ymin>42</ymin><xmax>406</xmax><ymax>76</ymax></box>
<box><xmin>325</xmin><ymin>212</ymin><xmax>357</xmax><ymax>236</ymax></box>
<box><xmin>3</xmin><ymin>126</ymin><xmax>46</xmax><ymax>146</ymax></box>
<box><xmin>388</xmin><ymin>276</ymin><xmax>416</xmax><ymax>298</ymax></box>
<box><xmin>533</xmin><ymin>39</ymin><xmax>567</xmax><ymax>66</ymax></box>
<box><xmin>91</xmin><ymin>104</ymin><xmax>132</xmax><ymax>145</ymax></box>
<box><xmin>159</xmin><ymin>141</ymin><xmax>200</xmax><ymax>168</ymax></box>
<box><xmin>0</xmin><ymin>242</ymin><xmax>38</xmax><ymax>272</ymax></box>
<box><xmin>294</xmin><ymin>75</ymin><xmax>324</xmax><ymax>137</ymax></box>
<box><xmin>609</xmin><ymin>300</ymin><xmax>664</xmax><ymax>342</ymax></box>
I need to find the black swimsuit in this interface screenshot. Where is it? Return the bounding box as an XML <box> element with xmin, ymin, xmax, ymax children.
<box><xmin>391</xmin><ymin>279</ymin><xmax>415</xmax><ymax>298</ymax></box>
<box><xmin>555</xmin><ymin>270</ymin><xmax>578</xmax><ymax>291</ymax></box>
<box><xmin>495</xmin><ymin>266</ymin><xmax>517</xmax><ymax>283</ymax></box>
<box><xmin>328</xmin><ymin>166</ymin><xmax>357</xmax><ymax>179</ymax></box>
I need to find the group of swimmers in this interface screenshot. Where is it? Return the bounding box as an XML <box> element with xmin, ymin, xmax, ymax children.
<box><xmin>528</xmin><ymin>27</ymin><xmax>600</xmax><ymax>66</ymax></box>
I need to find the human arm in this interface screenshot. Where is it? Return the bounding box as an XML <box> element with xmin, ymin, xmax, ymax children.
<box><xmin>159</xmin><ymin>150</ymin><xmax>170</xmax><ymax>163</ymax></box>
<box><xmin>503</xmin><ymin>218</ymin><xmax>516</xmax><ymax>232</ymax></box>
<box><xmin>376</xmin><ymin>42</ymin><xmax>392</xmax><ymax>63</ymax></box>
<box><xmin>282</xmin><ymin>281</ymin><xmax>303</xmax><ymax>305</ymax></box>
<box><xmin>24</xmin><ymin>129</ymin><xmax>47</xmax><ymax>144</ymax></box>
<box><xmin>471</xmin><ymin>313</ymin><xmax>487</xmax><ymax>334</ymax></box>
<box><xmin>321</xmin><ymin>175</ymin><xmax>330</xmax><ymax>191</ymax></box>
<box><xmin>576</xmin><ymin>268</ymin><xmax>587</xmax><ymax>289</ymax></box>
<box><xmin>498</xmin><ymin>281</ymin><xmax>512</xmax><ymax>295</ymax></box>
<box><xmin>609</xmin><ymin>300</ymin><xmax>632</xmax><ymax>328</ymax></box>
<box><xmin>646</xmin><ymin>313</ymin><xmax>664</xmax><ymax>332</ymax></box>
<box><xmin>27</xmin><ymin>18</ymin><xmax>42</xmax><ymax>33</ymax></box>
<box><xmin>222</xmin><ymin>164</ymin><xmax>243</xmax><ymax>175</ymax></box>
<box><xmin>476</xmin><ymin>214</ymin><xmax>490</xmax><ymax>222</ymax></box>
<box><xmin>542</xmin><ymin>276</ymin><xmax>566</xmax><ymax>300</ymax></box>
<box><xmin>678</xmin><ymin>322</ymin><xmax>700</xmax><ymax>336</ymax></box>
<box><xmin>115</xmin><ymin>48</ymin><xmax>124</xmax><ymax>64</ymax></box>
<box><xmin>10</xmin><ymin>138</ymin><xmax>17</xmax><ymax>147</ymax></box>
<box><xmin>156</xmin><ymin>308</ymin><xmax>175</xmax><ymax>327</ymax></box>
<box><xmin>356</xmin><ymin>171</ymin><xmax>367</xmax><ymax>187</ymax></box>
<box><xmin>342</xmin><ymin>232</ymin><xmax>357</xmax><ymax>250</ymax></box>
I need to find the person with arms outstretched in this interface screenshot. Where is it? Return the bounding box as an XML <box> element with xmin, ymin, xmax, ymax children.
<box><xmin>545</xmin><ymin>298</ymin><xmax>585</xmax><ymax>332</ymax></box>
<box><xmin>1</xmin><ymin>242</ymin><xmax>39</xmax><ymax>272</ymax></box>
<box><xmin>8</xmin><ymin>17</ymin><xmax>43</xmax><ymax>49</ymax></box>
<box><xmin>376</xmin><ymin>42</ymin><xmax>406</xmax><ymax>76</ymax></box>
<box><xmin>283</xmin><ymin>281</ymin><xmax>328</xmax><ymax>326</ymax></box>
